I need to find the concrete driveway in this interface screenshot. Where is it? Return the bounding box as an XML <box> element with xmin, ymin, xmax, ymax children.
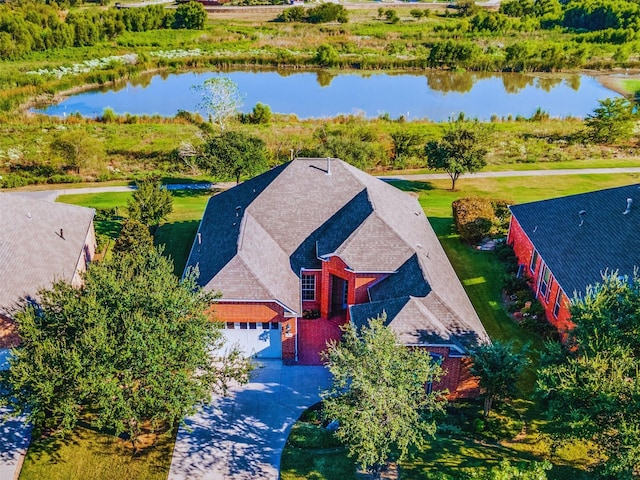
<box><xmin>0</xmin><ymin>349</ymin><xmax>32</xmax><ymax>480</ymax></box>
<box><xmin>168</xmin><ymin>360</ymin><xmax>331</xmax><ymax>480</ymax></box>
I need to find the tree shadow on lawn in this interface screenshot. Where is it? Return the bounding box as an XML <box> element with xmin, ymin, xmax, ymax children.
<box><xmin>386</xmin><ymin>180</ymin><xmax>435</xmax><ymax>194</ymax></box>
<box><xmin>155</xmin><ymin>219</ymin><xmax>200</xmax><ymax>275</ymax></box>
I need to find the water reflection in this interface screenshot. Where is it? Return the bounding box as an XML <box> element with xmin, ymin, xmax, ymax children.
<box><xmin>35</xmin><ymin>69</ymin><xmax>618</xmax><ymax>121</ymax></box>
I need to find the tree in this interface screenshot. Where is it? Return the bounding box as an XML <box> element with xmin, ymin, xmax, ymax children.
<box><xmin>315</xmin><ymin>44</ymin><xmax>339</xmax><ymax>67</ymax></box>
<box><xmin>127</xmin><ymin>179</ymin><xmax>174</xmax><ymax>232</ymax></box>
<box><xmin>537</xmin><ymin>273</ymin><xmax>640</xmax><ymax>478</ymax></box>
<box><xmin>424</xmin><ymin>121</ymin><xmax>489</xmax><ymax>190</ymax></box>
<box><xmin>199</xmin><ymin>130</ymin><xmax>268</xmax><ymax>184</ymax></box>
<box><xmin>113</xmin><ymin>218</ymin><xmax>154</xmax><ymax>255</ymax></box>
<box><xmin>321</xmin><ymin>315</ymin><xmax>446</xmax><ymax>474</ymax></box>
<box><xmin>585</xmin><ymin>97</ymin><xmax>637</xmax><ymax>144</ymax></box>
<box><xmin>173</xmin><ymin>1</ymin><xmax>206</xmax><ymax>29</ymax></box>
<box><xmin>470</xmin><ymin>340</ymin><xmax>529</xmax><ymax>418</ymax></box>
<box><xmin>471</xmin><ymin>459</ymin><xmax>552</xmax><ymax>479</ymax></box>
<box><xmin>390</xmin><ymin>130</ymin><xmax>423</xmax><ymax>169</ymax></box>
<box><xmin>0</xmin><ymin>248</ymin><xmax>252</xmax><ymax>448</ymax></box>
<box><xmin>50</xmin><ymin>129</ymin><xmax>103</xmax><ymax>174</ymax></box>
<box><xmin>193</xmin><ymin>77</ymin><xmax>244</xmax><ymax>131</ymax></box>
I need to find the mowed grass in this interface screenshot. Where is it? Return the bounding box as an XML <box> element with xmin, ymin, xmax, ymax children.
<box><xmin>57</xmin><ymin>189</ymin><xmax>211</xmax><ymax>274</ymax></box>
<box><xmin>19</xmin><ymin>426</ymin><xmax>174</xmax><ymax>480</ymax></box>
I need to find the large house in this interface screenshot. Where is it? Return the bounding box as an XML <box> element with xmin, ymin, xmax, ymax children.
<box><xmin>508</xmin><ymin>184</ymin><xmax>640</xmax><ymax>332</ymax></box>
<box><xmin>0</xmin><ymin>193</ymin><xmax>96</xmax><ymax>347</ymax></box>
<box><xmin>184</xmin><ymin>158</ymin><xmax>488</xmax><ymax>395</ymax></box>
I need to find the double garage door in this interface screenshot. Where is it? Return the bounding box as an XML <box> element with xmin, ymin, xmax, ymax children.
<box><xmin>221</xmin><ymin>321</ymin><xmax>282</xmax><ymax>359</ymax></box>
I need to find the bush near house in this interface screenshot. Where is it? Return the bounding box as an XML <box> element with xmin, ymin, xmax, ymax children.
<box><xmin>452</xmin><ymin>197</ymin><xmax>512</xmax><ymax>244</ymax></box>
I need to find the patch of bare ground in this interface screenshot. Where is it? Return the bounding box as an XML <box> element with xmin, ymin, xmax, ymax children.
<box><xmin>0</xmin><ymin>316</ymin><xmax>20</xmax><ymax>348</ymax></box>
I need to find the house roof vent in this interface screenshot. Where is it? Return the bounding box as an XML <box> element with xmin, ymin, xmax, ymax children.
<box><xmin>623</xmin><ymin>198</ymin><xmax>633</xmax><ymax>215</ymax></box>
<box><xmin>579</xmin><ymin>210</ymin><xmax>586</xmax><ymax>227</ymax></box>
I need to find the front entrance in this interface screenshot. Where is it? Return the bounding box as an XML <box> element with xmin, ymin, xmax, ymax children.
<box><xmin>330</xmin><ymin>275</ymin><xmax>348</xmax><ymax>317</ymax></box>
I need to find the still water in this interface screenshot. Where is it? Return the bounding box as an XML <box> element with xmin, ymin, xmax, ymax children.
<box><xmin>35</xmin><ymin>70</ymin><xmax>620</xmax><ymax>121</ymax></box>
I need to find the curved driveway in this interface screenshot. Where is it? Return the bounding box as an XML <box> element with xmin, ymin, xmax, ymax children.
<box><xmin>168</xmin><ymin>360</ymin><xmax>331</xmax><ymax>480</ymax></box>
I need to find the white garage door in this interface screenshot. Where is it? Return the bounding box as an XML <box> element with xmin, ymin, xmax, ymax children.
<box><xmin>222</xmin><ymin>322</ymin><xmax>282</xmax><ymax>359</ymax></box>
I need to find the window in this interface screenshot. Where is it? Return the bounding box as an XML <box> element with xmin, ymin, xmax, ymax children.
<box><xmin>529</xmin><ymin>249</ymin><xmax>539</xmax><ymax>273</ymax></box>
<box><xmin>226</xmin><ymin>322</ymin><xmax>234</xmax><ymax>329</ymax></box>
<box><xmin>271</xmin><ymin>322</ymin><xmax>279</xmax><ymax>330</ymax></box>
<box><xmin>553</xmin><ymin>289</ymin><xmax>562</xmax><ymax>318</ymax></box>
<box><xmin>539</xmin><ymin>265</ymin><xmax>552</xmax><ymax>301</ymax></box>
<box><xmin>249</xmin><ymin>322</ymin><xmax>257</xmax><ymax>330</ymax></box>
<box><xmin>239</xmin><ymin>322</ymin><xmax>248</xmax><ymax>330</ymax></box>
<box><xmin>343</xmin><ymin>280</ymin><xmax>349</xmax><ymax>306</ymax></box>
<box><xmin>262</xmin><ymin>322</ymin><xmax>270</xmax><ymax>330</ymax></box>
<box><xmin>301</xmin><ymin>274</ymin><xmax>316</xmax><ymax>301</ymax></box>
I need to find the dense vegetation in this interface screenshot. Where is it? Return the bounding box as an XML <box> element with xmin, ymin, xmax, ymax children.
<box><xmin>0</xmin><ymin>1</ymin><xmax>206</xmax><ymax>59</ymax></box>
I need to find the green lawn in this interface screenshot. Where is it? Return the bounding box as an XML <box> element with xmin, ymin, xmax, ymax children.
<box><xmin>57</xmin><ymin>189</ymin><xmax>211</xmax><ymax>274</ymax></box>
<box><xmin>19</xmin><ymin>426</ymin><xmax>174</xmax><ymax>480</ymax></box>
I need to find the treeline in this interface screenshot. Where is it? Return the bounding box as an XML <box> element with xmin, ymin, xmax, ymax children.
<box><xmin>501</xmin><ymin>0</ymin><xmax>640</xmax><ymax>32</ymax></box>
<box><xmin>0</xmin><ymin>1</ymin><xmax>205</xmax><ymax>58</ymax></box>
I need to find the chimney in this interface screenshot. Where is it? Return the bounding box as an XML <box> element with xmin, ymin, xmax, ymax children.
<box><xmin>326</xmin><ymin>157</ymin><xmax>331</xmax><ymax>176</ymax></box>
<box><xmin>60</xmin><ymin>228</ymin><xmax>64</xmax><ymax>239</ymax></box>
<box><xmin>623</xmin><ymin>198</ymin><xmax>633</xmax><ymax>215</ymax></box>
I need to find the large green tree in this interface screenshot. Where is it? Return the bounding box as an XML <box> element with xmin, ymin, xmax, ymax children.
<box><xmin>470</xmin><ymin>340</ymin><xmax>529</xmax><ymax>418</ymax></box>
<box><xmin>537</xmin><ymin>273</ymin><xmax>640</xmax><ymax>478</ymax></box>
<box><xmin>585</xmin><ymin>97</ymin><xmax>637</xmax><ymax>144</ymax></box>
<box><xmin>199</xmin><ymin>130</ymin><xmax>268</xmax><ymax>184</ymax></box>
<box><xmin>0</xmin><ymin>248</ymin><xmax>251</xmax><ymax>449</ymax></box>
<box><xmin>172</xmin><ymin>1</ymin><xmax>206</xmax><ymax>29</ymax></box>
<box><xmin>127</xmin><ymin>179</ymin><xmax>174</xmax><ymax>232</ymax></box>
<box><xmin>321</xmin><ymin>315</ymin><xmax>446</xmax><ymax>474</ymax></box>
<box><xmin>424</xmin><ymin>121</ymin><xmax>489</xmax><ymax>190</ymax></box>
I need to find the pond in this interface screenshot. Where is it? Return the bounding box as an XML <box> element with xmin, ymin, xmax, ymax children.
<box><xmin>34</xmin><ymin>70</ymin><xmax>620</xmax><ymax>121</ymax></box>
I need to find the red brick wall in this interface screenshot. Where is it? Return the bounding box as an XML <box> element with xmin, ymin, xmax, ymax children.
<box><xmin>508</xmin><ymin>216</ymin><xmax>573</xmax><ymax>332</ymax></box>
<box><xmin>301</xmin><ymin>270</ymin><xmax>321</xmax><ymax>312</ymax></box>
<box><xmin>354</xmin><ymin>273</ymin><xmax>387</xmax><ymax>304</ymax></box>
<box><xmin>320</xmin><ymin>256</ymin><xmax>357</xmax><ymax>319</ymax></box>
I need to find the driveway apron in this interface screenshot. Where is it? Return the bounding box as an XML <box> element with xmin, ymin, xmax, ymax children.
<box><xmin>0</xmin><ymin>349</ymin><xmax>32</xmax><ymax>480</ymax></box>
<box><xmin>168</xmin><ymin>360</ymin><xmax>331</xmax><ymax>480</ymax></box>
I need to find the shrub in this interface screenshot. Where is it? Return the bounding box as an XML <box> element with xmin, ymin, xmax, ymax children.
<box><xmin>307</xmin><ymin>3</ymin><xmax>348</xmax><ymax>23</ymax></box>
<box><xmin>315</xmin><ymin>44</ymin><xmax>339</xmax><ymax>67</ymax></box>
<box><xmin>277</xmin><ymin>6</ymin><xmax>306</xmax><ymax>22</ymax></box>
<box><xmin>452</xmin><ymin>197</ymin><xmax>512</xmax><ymax>244</ymax></box>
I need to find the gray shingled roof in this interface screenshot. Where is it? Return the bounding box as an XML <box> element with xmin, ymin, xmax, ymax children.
<box><xmin>185</xmin><ymin>158</ymin><xmax>488</xmax><ymax>348</ymax></box>
<box><xmin>509</xmin><ymin>183</ymin><xmax>640</xmax><ymax>297</ymax></box>
<box><xmin>0</xmin><ymin>193</ymin><xmax>95</xmax><ymax>316</ymax></box>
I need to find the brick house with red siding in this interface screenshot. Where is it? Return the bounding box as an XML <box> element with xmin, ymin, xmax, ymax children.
<box><xmin>0</xmin><ymin>193</ymin><xmax>96</xmax><ymax>348</ymax></box>
<box><xmin>507</xmin><ymin>184</ymin><xmax>640</xmax><ymax>333</ymax></box>
<box><xmin>184</xmin><ymin>158</ymin><xmax>489</xmax><ymax>396</ymax></box>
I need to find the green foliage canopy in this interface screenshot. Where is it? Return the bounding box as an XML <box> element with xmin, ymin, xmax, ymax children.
<box><xmin>585</xmin><ymin>97</ymin><xmax>637</xmax><ymax>144</ymax></box>
<box><xmin>199</xmin><ymin>130</ymin><xmax>268</xmax><ymax>184</ymax></box>
<box><xmin>321</xmin><ymin>315</ymin><xmax>446</xmax><ymax>472</ymax></box>
<box><xmin>537</xmin><ymin>273</ymin><xmax>640</xmax><ymax>478</ymax></box>
<box><xmin>127</xmin><ymin>179</ymin><xmax>174</xmax><ymax>231</ymax></box>
<box><xmin>0</xmin><ymin>248</ymin><xmax>252</xmax><ymax>448</ymax></box>
<box><xmin>424</xmin><ymin>121</ymin><xmax>489</xmax><ymax>190</ymax></box>
<box><xmin>470</xmin><ymin>340</ymin><xmax>529</xmax><ymax>418</ymax></box>
<box><xmin>173</xmin><ymin>1</ymin><xmax>207</xmax><ymax>29</ymax></box>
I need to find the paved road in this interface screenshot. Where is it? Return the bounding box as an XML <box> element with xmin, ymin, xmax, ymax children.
<box><xmin>6</xmin><ymin>167</ymin><xmax>640</xmax><ymax>202</ymax></box>
<box><xmin>7</xmin><ymin>182</ymin><xmax>235</xmax><ymax>202</ymax></box>
<box><xmin>0</xmin><ymin>350</ymin><xmax>32</xmax><ymax>480</ymax></box>
<box><xmin>168</xmin><ymin>360</ymin><xmax>331</xmax><ymax>480</ymax></box>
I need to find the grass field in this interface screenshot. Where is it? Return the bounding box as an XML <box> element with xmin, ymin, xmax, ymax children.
<box><xmin>57</xmin><ymin>189</ymin><xmax>211</xmax><ymax>273</ymax></box>
<box><xmin>19</xmin><ymin>426</ymin><xmax>174</xmax><ymax>480</ymax></box>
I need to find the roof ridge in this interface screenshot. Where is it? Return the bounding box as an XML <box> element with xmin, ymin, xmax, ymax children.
<box><xmin>408</xmin><ymin>295</ymin><xmax>451</xmax><ymax>337</ymax></box>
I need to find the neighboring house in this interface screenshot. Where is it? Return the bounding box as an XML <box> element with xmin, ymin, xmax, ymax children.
<box><xmin>0</xmin><ymin>193</ymin><xmax>96</xmax><ymax>347</ymax></box>
<box><xmin>184</xmin><ymin>158</ymin><xmax>489</xmax><ymax>395</ymax></box>
<box><xmin>507</xmin><ymin>184</ymin><xmax>640</xmax><ymax>332</ymax></box>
